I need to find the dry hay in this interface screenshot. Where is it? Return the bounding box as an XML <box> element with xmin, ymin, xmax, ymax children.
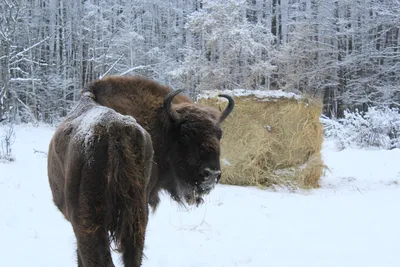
<box><xmin>197</xmin><ymin>89</ymin><xmax>325</xmax><ymax>190</ymax></box>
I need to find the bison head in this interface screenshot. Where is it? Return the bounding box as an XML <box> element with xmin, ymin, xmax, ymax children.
<box><xmin>162</xmin><ymin>89</ymin><xmax>234</xmax><ymax>207</ymax></box>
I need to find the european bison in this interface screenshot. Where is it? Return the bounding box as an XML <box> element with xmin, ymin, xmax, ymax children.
<box><xmin>47</xmin><ymin>75</ymin><xmax>234</xmax><ymax>267</ymax></box>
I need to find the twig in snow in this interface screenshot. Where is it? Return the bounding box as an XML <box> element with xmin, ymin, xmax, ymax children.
<box><xmin>33</xmin><ymin>149</ymin><xmax>47</xmax><ymax>156</ymax></box>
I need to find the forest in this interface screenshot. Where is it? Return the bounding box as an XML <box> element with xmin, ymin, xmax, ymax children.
<box><xmin>1</xmin><ymin>0</ymin><xmax>399</xmax><ymax>123</ymax></box>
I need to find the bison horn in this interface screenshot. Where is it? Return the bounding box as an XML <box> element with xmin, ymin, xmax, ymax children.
<box><xmin>163</xmin><ymin>89</ymin><xmax>184</xmax><ymax>122</ymax></box>
<box><xmin>218</xmin><ymin>94</ymin><xmax>235</xmax><ymax>123</ymax></box>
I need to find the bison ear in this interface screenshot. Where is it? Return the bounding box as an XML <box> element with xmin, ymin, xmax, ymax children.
<box><xmin>218</xmin><ymin>94</ymin><xmax>235</xmax><ymax>123</ymax></box>
<box><xmin>163</xmin><ymin>89</ymin><xmax>184</xmax><ymax>122</ymax></box>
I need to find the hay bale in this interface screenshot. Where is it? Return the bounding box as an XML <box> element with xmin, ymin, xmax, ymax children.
<box><xmin>197</xmin><ymin>89</ymin><xmax>325</xmax><ymax>190</ymax></box>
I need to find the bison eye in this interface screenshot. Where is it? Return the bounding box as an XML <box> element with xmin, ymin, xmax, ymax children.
<box><xmin>199</xmin><ymin>145</ymin><xmax>215</xmax><ymax>157</ymax></box>
<box><xmin>199</xmin><ymin>147</ymin><xmax>207</xmax><ymax>156</ymax></box>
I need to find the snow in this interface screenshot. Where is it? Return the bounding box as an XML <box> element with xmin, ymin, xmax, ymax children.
<box><xmin>68</xmin><ymin>101</ymin><xmax>137</xmax><ymax>136</ymax></box>
<box><xmin>197</xmin><ymin>89</ymin><xmax>302</xmax><ymax>102</ymax></box>
<box><xmin>72</xmin><ymin>105</ymin><xmax>111</xmax><ymax>146</ymax></box>
<box><xmin>66</xmin><ymin>101</ymin><xmax>146</xmax><ymax>149</ymax></box>
<box><xmin>1</xmin><ymin>124</ymin><xmax>400</xmax><ymax>267</ymax></box>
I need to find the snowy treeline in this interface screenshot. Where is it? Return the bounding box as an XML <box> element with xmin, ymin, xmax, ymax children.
<box><xmin>1</xmin><ymin>0</ymin><xmax>399</xmax><ymax>123</ymax></box>
<box><xmin>322</xmin><ymin>107</ymin><xmax>400</xmax><ymax>150</ymax></box>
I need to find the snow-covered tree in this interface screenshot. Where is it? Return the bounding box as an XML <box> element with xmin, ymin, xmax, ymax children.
<box><xmin>171</xmin><ymin>0</ymin><xmax>276</xmax><ymax>96</ymax></box>
<box><xmin>1</xmin><ymin>0</ymin><xmax>399</xmax><ymax>122</ymax></box>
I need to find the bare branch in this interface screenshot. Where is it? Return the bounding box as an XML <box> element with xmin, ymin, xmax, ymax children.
<box><xmin>119</xmin><ymin>65</ymin><xmax>152</xmax><ymax>76</ymax></box>
<box><xmin>99</xmin><ymin>55</ymin><xmax>124</xmax><ymax>79</ymax></box>
<box><xmin>0</xmin><ymin>86</ymin><xmax>6</xmax><ymax>100</ymax></box>
<box><xmin>10</xmin><ymin>36</ymin><xmax>50</xmax><ymax>61</ymax></box>
<box><xmin>8</xmin><ymin>90</ymin><xmax>37</xmax><ymax>122</ymax></box>
<box><xmin>10</xmin><ymin>78</ymin><xmax>41</xmax><ymax>82</ymax></box>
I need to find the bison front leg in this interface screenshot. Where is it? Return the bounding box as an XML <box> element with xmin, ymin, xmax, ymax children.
<box><xmin>120</xmin><ymin>204</ymin><xmax>149</xmax><ymax>267</ymax></box>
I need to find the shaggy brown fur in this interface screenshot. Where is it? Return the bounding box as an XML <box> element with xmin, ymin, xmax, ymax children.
<box><xmin>48</xmin><ymin>95</ymin><xmax>153</xmax><ymax>267</ymax></box>
<box><xmin>82</xmin><ymin>75</ymin><xmax>234</xmax><ymax>210</ymax></box>
<box><xmin>47</xmin><ymin>75</ymin><xmax>234</xmax><ymax>267</ymax></box>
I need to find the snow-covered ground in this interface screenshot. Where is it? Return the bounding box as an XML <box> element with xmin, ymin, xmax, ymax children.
<box><xmin>1</xmin><ymin>124</ymin><xmax>399</xmax><ymax>267</ymax></box>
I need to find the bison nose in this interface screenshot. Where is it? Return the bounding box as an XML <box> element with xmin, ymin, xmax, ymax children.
<box><xmin>203</xmin><ymin>168</ymin><xmax>221</xmax><ymax>182</ymax></box>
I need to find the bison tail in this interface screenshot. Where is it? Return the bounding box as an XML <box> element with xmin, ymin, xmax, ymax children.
<box><xmin>104</xmin><ymin>123</ymin><xmax>152</xmax><ymax>255</ymax></box>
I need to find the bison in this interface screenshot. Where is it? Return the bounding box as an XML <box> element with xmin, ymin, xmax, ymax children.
<box><xmin>47</xmin><ymin>75</ymin><xmax>234</xmax><ymax>267</ymax></box>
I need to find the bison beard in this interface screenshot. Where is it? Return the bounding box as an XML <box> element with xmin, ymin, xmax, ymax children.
<box><xmin>47</xmin><ymin>75</ymin><xmax>234</xmax><ymax>267</ymax></box>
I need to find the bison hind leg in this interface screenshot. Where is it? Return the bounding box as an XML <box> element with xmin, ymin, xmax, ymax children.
<box><xmin>74</xmin><ymin>224</ymin><xmax>115</xmax><ymax>267</ymax></box>
<box><xmin>118</xmin><ymin>204</ymin><xmax>148</xmax><ymax>267</ymax></box>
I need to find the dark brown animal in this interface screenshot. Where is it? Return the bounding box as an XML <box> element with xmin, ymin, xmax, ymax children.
<box><xmin>47</xmin><ymin>75</ymin><xmax>234</xmax><ymax>267</ymax></box>
<box><xmin>48</xmin><ymin>93</ymin><xmax>153</xmax><ymax>267</ymax></box>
